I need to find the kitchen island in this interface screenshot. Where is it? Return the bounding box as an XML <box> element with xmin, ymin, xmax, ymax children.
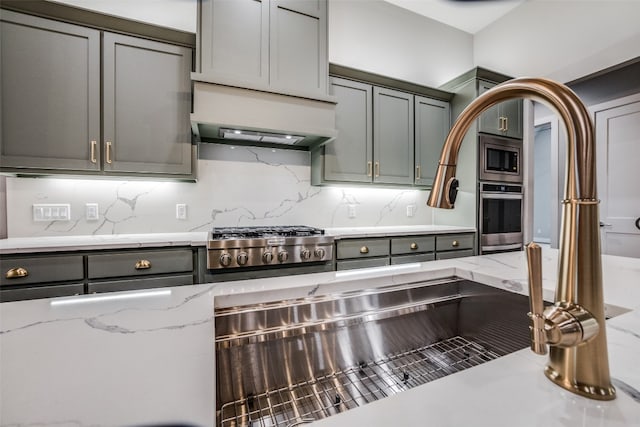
<box><xmin>1</xmin><ymin>247</ymin><xmax>639</xmax><ymax>426</ymax></box>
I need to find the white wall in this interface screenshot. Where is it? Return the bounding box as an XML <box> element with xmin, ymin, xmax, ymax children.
<box><xmin>474</xmin><ymin>0</ymin><xmax>640</xmax><ymax>83</ymax></box>
<box><xmin>328</xmin><ymin>0</ymin><xmax>474</xmax><ymax>87</ymax></box>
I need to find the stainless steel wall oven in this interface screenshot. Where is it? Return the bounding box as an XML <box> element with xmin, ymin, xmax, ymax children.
<box><xmin>479</xmin><ymin>183</ymin><xmax>523</xmax><ymax>254</ymax></box>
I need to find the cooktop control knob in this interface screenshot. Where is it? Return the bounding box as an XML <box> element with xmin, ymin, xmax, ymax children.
<box><xmin>262</xmin><ymin>251</ymin><xmax>273</xmax><ymax>263</ymax></box>
<box><xmin>300</xmin><ymin>248</ymin><xmax>311</xmax><ymax>260</ymax></box>
<box><xmin>278</xmin><ymin>250</ymin><xmax>289</xmax><ymax>263</ymax></box>
<box><xmin>237</xmin><ymin>251</ymin><xmax>249</xmax><ymax>266</ymax></box>
<box><xmin>314</xmin><ymin>248</ymin><xmax>326</xmax><ymax>259</ymax></box>
<box><xmin>219</xmin><ymin>253</ymin><xmax>232</xmax><ymax>267</ymax></box>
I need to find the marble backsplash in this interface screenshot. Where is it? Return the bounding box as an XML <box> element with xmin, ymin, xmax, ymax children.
<box><xmin>4</xmin><ymin>144</ymin><xmax>441</xmax><ymax>237</ymax></box>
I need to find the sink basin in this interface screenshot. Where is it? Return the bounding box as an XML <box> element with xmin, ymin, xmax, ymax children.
<box><xmin>214</xmin><ymin>277</ymin><xmax>533</xmax><ymax>426</ymax></box>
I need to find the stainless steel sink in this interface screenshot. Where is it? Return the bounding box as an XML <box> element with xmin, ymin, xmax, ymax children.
<box><xmin>214</xmin><ymin>277</ymin><xmax>532</xmax><ymax>426</ymax></box>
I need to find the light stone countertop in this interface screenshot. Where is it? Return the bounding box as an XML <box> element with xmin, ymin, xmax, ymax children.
<box><xmin>0</xmin><ymin>226</ymin><xmax>476</xmax><ymax>254</ymax></box>
<box><xmin>1</xmin><ymin>248</ymin><xmax>639</xmax><ymax>426</ymax></box>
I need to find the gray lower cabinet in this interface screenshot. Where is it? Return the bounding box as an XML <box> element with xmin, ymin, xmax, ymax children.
<box><xmin>435</xmin><ymin>233</ymin><xmax>475</xmax><ymax>260</ymax></box>
<box><xmin>478</xmin><ymin>80</ymin><xmax>522</xmax><ymax>139</ymax></box>
<box><xmin>198</xmin><ymin>0</ymin><xmax>327</xmax><ymax>97</ymax></box>
<box><xmin>415</xmin><ymin>96</ymin><xmax>450</xmax><ymax>187</ymax></box>
<box><xmin>0</xmin><ymin>254</ymin><xmax>85</xmax><ymax>302</ymax></box>
<box><xmin>87</xmin><ymin>248</ymin><xmax>194</xmax><ymax>293</ymax></box>
<box><xmin>0</xmin><ymin>10</ymin><xmax>101</xmax><ymax>172</ymax></box>
<box><xmin>336</xmin><ymin>238</ymin><xmax>390</xmax><ymax>271</ymax></box>
<box><xmin>102</xmin><ymin>33</ymin><xmax>193</xmax><ymax>176</ymax></box>
<box><xmin>336</xmin><ymin>232</ymin><xmax>475</xmax><ymax>270</ymax></box>
<box><xmin>0</xmin><ymin>10</ymin><xmax>193</xmax><ymax>178</ymax></box>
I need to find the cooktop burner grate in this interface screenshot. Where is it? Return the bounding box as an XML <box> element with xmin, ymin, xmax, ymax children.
<box><xmin>211</xmin><ymin>225</ymin><xmax>324</xmax><ymax>240</ymax></box>
<box><xmin>217</xmin><ymin>336</ymin><xmax>501</xmax><ymax>427</ymax></box>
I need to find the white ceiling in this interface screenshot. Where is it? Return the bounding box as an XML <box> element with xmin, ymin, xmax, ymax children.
<box><xmin>384</xmin><ymin>0</ymin><xmax>527</xmax><ymax>34</ymax></box>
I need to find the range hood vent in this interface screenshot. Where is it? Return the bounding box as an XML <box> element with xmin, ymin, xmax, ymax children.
<box><xmin>191</xmin><ymin>80</ymin><xmax>337</xmax><ymax>149</ymax></box>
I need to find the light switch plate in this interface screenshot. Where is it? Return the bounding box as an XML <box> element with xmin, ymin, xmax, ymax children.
<box><xmin>33</xmin><ymin>203</ymin><xmax>71</xmax><ymax>222</ymax></box>
<box><xmin>86</xmin><ymin>203</ymin><xmax>99</xmax><ymax>221</ymax></box>
<box><xmin>406</xmin><ymin>205</ymin><xmax>416</xmax><ymax>217</ymax></box>
<box><xmin>176</xmin><ymin>203</ymin><xmax>187</xmax><ymax>220</ymax></box>
<box><xmin>348</xmin><ymin>204</ymin><xmax>356</xmax><ymax>219</ymax></box>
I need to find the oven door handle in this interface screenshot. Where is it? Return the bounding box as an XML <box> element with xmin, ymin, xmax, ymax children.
<box><xmin>480</xmin><ymin>193</ymin><xmax>523</xmax><ymax>200</ymax></box>
<box><xmin>481</xmin><ymin>243</ymin><xmax>523</xmax><ymax>252</ymax></box>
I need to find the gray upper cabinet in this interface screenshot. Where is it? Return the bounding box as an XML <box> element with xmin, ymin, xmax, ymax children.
<box><xmin>373</xmin><ymin>87</ymin><xmax>414</xmax><ymax>185</ymax></box>
<box><xmin>478</xmin><ymin>80</ymin><xmax>522</xmax><ymax>139</ymax></box>
<box><xmin>0</xmin><ymin>10</ymin><xmax>101</xmax><ymax>172</ymax></box>
<box><xmin>414</xmin><ymin>96</ymin><xmax>450</xmax><ymax>187</ymax></box>
<box><xmin>103</xmin><ymin>33</ymin><xmax>192</xmax><ymax>175</ymax></box>
<box><xmin>198</xmin><ymin>0</ymin><xmax>269</xmax><ymax>86</ymax></box>
<box><xmin>0</xmin><ymin>10</ymin><xmax>193</xmax><ymax>178</ymax></box>
<box><xmin>320</xmin><ymin>77</ymin><xmax>372</xmax><ymax>183</ymax></box>
<box><xmin>269</xmin><ymin>0</ymin><xmax>327</xmax><ymax>95</ymax></box>
<box><xmin>197</xmin><ymin>0</ymin><xmax>328</xmax><ymax>96</ymax></box>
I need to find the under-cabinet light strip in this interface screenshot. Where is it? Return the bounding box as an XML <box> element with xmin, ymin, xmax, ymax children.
<box><xmin>50</xmin><ymin>289</ymin><xmax>172</xmax><ymax>306</ymax></box>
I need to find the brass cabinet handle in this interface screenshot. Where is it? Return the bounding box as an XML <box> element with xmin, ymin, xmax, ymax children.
<box><xmin>374</xmin><ymin>161</ymin><xmax>380</xmax><ymax>178</ymax></box>
<box><xmin>5</xmin><ymin>267</ymin><xmax>29</xmax><ymax>279</ymax></box>
<box><xmin>504</xmin><ymin>117</ymin><xmax>509</xmax><ymax>132</ymax></box>
<box><xmin>415</xmin><ymin>165</ymin><xmax>421</xmax><ymax>180</ymax></box>
<box><xmin>367</xmin><ymin>161</ymin><xmax>372</xmax><ymax>177</ymax></box>
<box><xmin>135</xmin><ymin>259</ymin><xmax>151</xmax><ymax>270</ymax></box>
<box><xmin>90</xmin><ymin>140</ymin><xmax>97</xmax><ymax>164</ymax></box>
<box><xmin>359</xmin><ymin>246</ymin><xmax>369</xmax><ymax>254</ymax></box>
<box><xmin>498</xmin><ymin>117</ymin><xmax>505</xmax><ymax>131</ymax></box>
<box><xmin>106</xmin><ymin>141</ymin><xmax>113</xmax><ymax>164</ymax></box>
<box><xmin>452</xmin><ymin>240</ymin><xmax>459</xmax><ymax>248</ymax></box>
<box><xmin>410</xmin><ymin>242</ymin><xmax>418</xmax><ymax>250</ymax></box>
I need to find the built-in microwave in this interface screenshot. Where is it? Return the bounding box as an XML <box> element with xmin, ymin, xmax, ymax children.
<box><xmin>479</xmin><ymin>134</ymin><xmax>522</xmax><ymax>183</ymax></box>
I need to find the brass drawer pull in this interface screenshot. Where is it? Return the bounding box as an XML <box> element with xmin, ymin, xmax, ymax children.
<box><xmin>106</xmin><ymin>141</ymin><xmax>113</xmax><ymax>164</ymax></box>
<box><xmin>367</xmin><ymin>161</ymin><xmax>372</xmax><ymax>177</ymax></box>
<box><xmin>410</xmin><ymin>242</ymin><xmax>418</xmax><ymax>250</ymax></box>
<box><xmin>374</xmin><ymin>161</ymin><xmax>380</xmax><ymax>178</ymax></box>
<box><xmin>359</xmin><ymin>246</ymin><xmax>369</xmax><ymax>254</ymax></box>
<box><xmin>452</xmin><ymin>240</ymin><xmax>459</xmax><ymax>248</ymax></box>
<box><xmin>6</xmin><ymin>267</ymin><xmax>29</xmax><ymax>279</ymax></box>
<box><xmin>415</xmin><ymin>165</ymin><xmax>421</xmax><ymax>180</ymax></box>
<box><xmin>135</xmin><ymin>259</ymin><xmax>152</xmax><ymax>270</ymax></box>
<box><xmin>90</xmin><ymin>140</ymin><xmax>97</xmax><ymax>164</ymax></box>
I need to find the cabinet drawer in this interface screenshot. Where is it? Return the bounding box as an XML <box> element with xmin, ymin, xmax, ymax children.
<box><xmin>87</xmin><ymin>249</ymin><xmax>193</xmax><ymax>279</ymax></box>
<box><xmin>88</xmin><ymin>274</ymin><xmax>193</xmax><ymax>293</ymax></box>
<box><xmin>436</xmin><ymin>249</ymin><xmax>475</xmax><ymax>260</ymax></box>
<box><xmin>1</xmin><ymin>255</ymin><xmax>84</xmax><ymax>286</ymax></box>
<box><xmin>336</xmin><ymin>258</ymin><xmax>389</xmax><ymax>271</ymax></box>
<box><xmin>336</xmin><ymin>239</ymin><xmax>389</xmax><ymax>259</ymax></box>
<box><xmin>436</xmin><ymin>234</ymin><xmax>474</xmax><ymax>252</ymax></box>
<box><xmin>391</xmin><ymin>236</ymin><xmax>435</xmax><ymax>255</ymax></box>
<box><xmin>0</xmin><ymin>283</ymin><xmax>84</xmax><ymax>302</ymax></box>
<box><xmin>391</xmin><ymin>253</ymin><xmax>435</xmax><ymax>265</ymax></box>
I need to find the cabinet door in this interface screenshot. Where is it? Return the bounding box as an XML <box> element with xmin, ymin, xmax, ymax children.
<box><xmin>321</xmin><ymin>77</ymin><xmax>372</xmax><ymax>183</ymax></box>
<box><xmin>373</xmin><ymin>87</ymin><xmax>414</xmax><ymax>185</ymax></box>
<box><xmin>415</xmin><ymin>96</ymin><xmax>450</xmax><ymax>187</ymax></box>
<box><xmin>478</xmin><ymin>80</ymin><xmax>503</xmax><ymax>136</ymax></box>
<box><xmin>198</xmin><ymin>0</ymin><xmax>269</xmax><ymax>86</ymax></box>
<box><xmin>103</xmin><ymin>33</ymin><xmax>192</xmax><ymax>175</ymax></box>
<box><xmin>502</xmin><ymin>99</ymin><xmax>523</xmax><ymax>139</ymax></box>
<box><xmin>269</xmin><ymin>0</ymin><xmax>327</xmax><ymax>95</ymax></box>
<box><xmin>0</xmin><ymin>11</ymin><xmax>100</xmax><ymax>172</ymax></box>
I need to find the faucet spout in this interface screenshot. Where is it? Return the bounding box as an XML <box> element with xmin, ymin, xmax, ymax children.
<box><xmin>427</xmin><ymin>77</ymin><xmax>615</xmax><ymax>400</ymax></box>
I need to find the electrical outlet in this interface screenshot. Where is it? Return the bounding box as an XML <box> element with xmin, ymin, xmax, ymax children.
<box><xmin>33</xmin><ymin>203</ymin><xmax>71</xmax><ymax>222</ymax></box>
<box><xmin>406</xmin><ymin>205</ymin><xmax>416</xmax><ymax>217</ymax></box>
<box><xmin>85</xmin><ymin>203</ymin><xmax>99</xmax><ymax>221</ymax></box>
<box><xmin>348</xmin><ymin>204</ymin><xmax>356</xmax><ymax>219</ymax></box>
<box><xmin>176</xmin><ymin>203</ymin><xmax>187</xmax><ymax>220</ymax></box>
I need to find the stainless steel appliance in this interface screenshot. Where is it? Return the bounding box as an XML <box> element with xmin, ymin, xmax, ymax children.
<box><xmin>215</xmin><ymin>277</ymin><xmax>531</xmax><ymax>426</ymax></box>
<box><xmin>479</xmin><ymin>182</ymin><xmax>523</xmax><ymax>254</ymax></box>
<box><xmin>479</xmin><ymin>134</ymin><xmax>522</xmax><ymax>183</ymax></box>
<box><xmin>203</xmin><ymin>226</ymin><xmax>334</xmax><ymax>281</ymax></box>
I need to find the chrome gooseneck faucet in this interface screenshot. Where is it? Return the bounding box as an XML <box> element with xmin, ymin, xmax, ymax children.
<box><xmin>427</xmin><ymin>78</ymin><xmax>615</xmax><ymax>400</ymax></box>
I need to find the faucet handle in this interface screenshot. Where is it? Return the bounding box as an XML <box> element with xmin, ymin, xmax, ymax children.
<box><xmin>526</xmin><ymin>242</ymin><xmax>547</xmax><ymax>355</ymax></box>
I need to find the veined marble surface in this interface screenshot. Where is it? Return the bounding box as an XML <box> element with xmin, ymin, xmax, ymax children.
<box><xmin>0</xmin><ymin>226</ymin><xmax>475</xmax><ymax>254</ymax></box>
<box><xmin>1</xmin><ymin>248</ymin><xmax>639</xmax><ymax>426</ymax></box>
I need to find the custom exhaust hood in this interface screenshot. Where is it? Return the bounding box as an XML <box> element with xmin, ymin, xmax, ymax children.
<box><xmin>191</xmin><ymin>78</ymin><xmax>338</xmax><ymax>149</ymax></box>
